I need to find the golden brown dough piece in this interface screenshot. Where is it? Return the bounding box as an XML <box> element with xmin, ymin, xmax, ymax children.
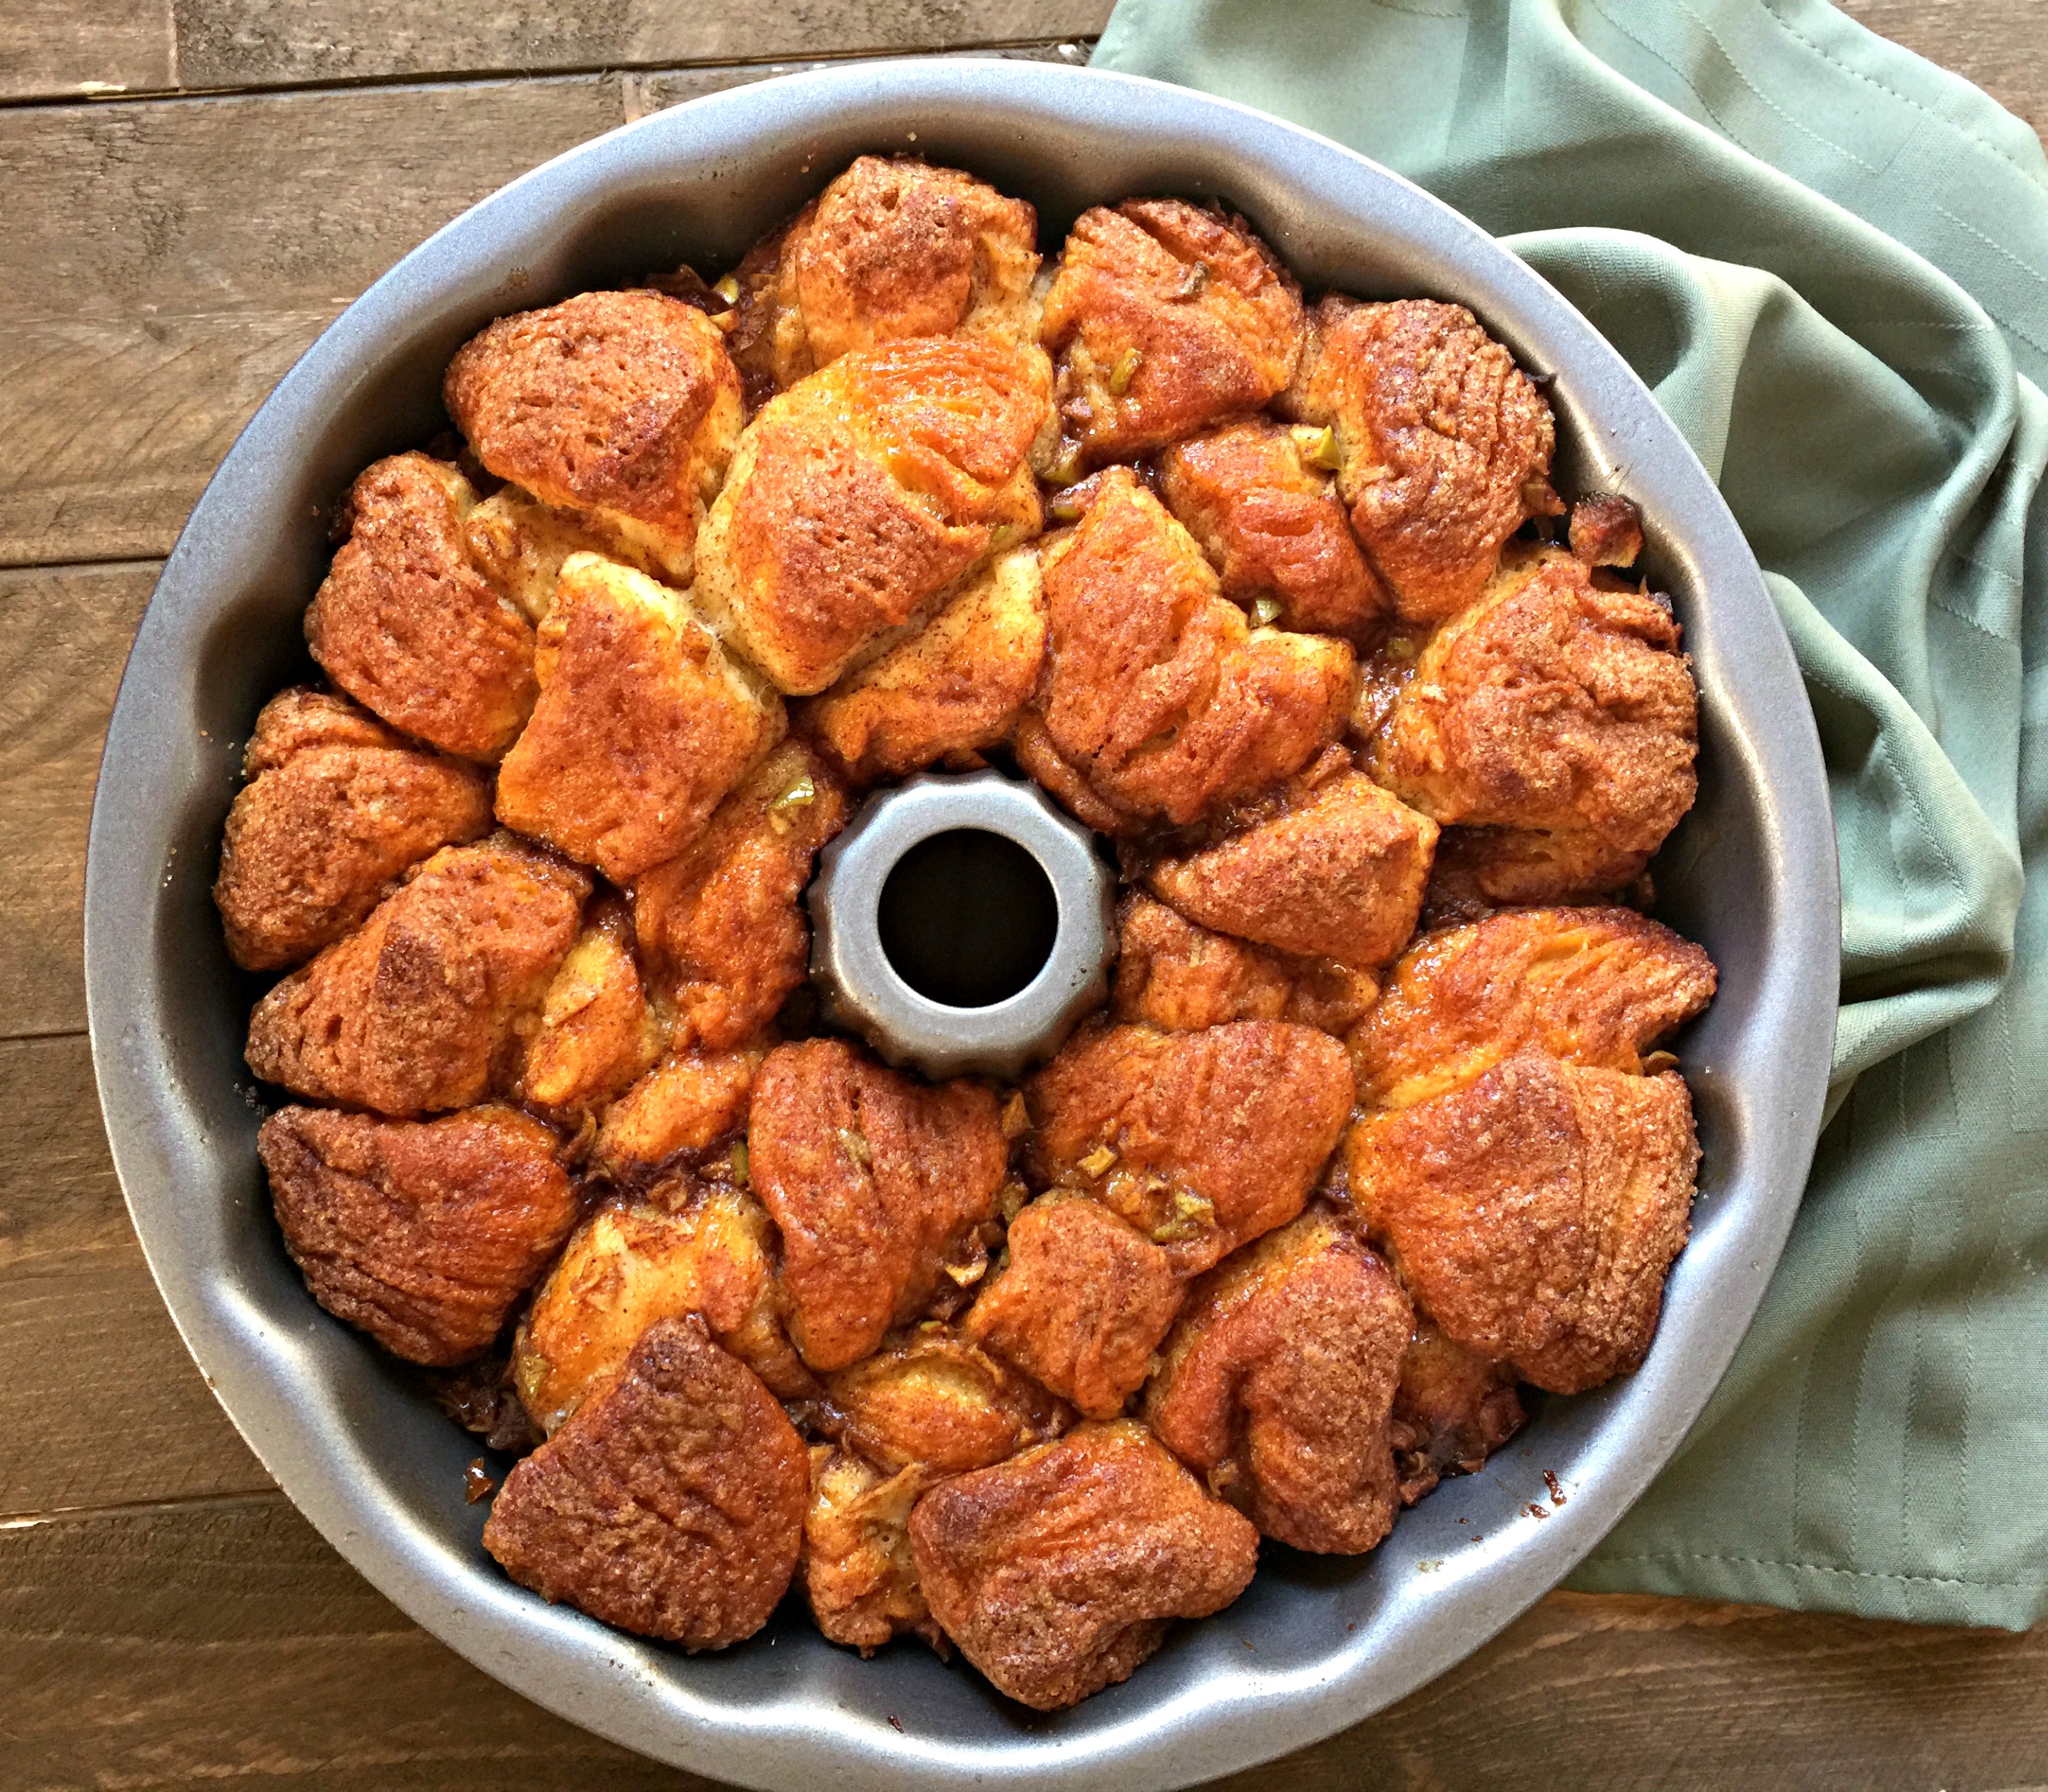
<box><xmin>493</xmin><ymin>555</ymin><xmax>784</xmax><ymax>881</ymax></box>
<box><xmin>1348</xmin><ymin>1052</ymin><xmax>1699</xmax><ymax>1393</ymax></box>
<box><xmin>591</xmin><ymin>1042</ymin><xmax>768</xmax><ymax>1182</ymax></box>
<box><xmin>1418</xmin><ymin>824</ymin><xmax>1655</xmax><ymax>920</ymax></box>
<box><xmin>1390</xmin><ymin>1319</ymin><xmax>1525</xmax><ymax>1506</ymax></box>
<box><xmin>214</xmin><ymin>688</ymin><xmax>492</xmax><ymax>972</ymax></box>
<box><xmin>463</xmin><ymin>484</ymin><xmax>619</xmax><ymax>624</ymax></box>
<box><xmin>1029</xmin><ymin>1020</ymin><xmax>1352</xmax><ymax>1276</ymax></box>
<box><xmin>258</xmin><ymin>1103</ymin><xmax>574</xmax><ymax>1366</ymax></box>
<box><xmin>1568</xmin><ymin>491</ymin><xmax>1645</xmax><ymax>571</ymax></box>
<box><xmin>729</xmin><ymin>156</ymin><xmax>1042</xmax><ymax>394</ymax></box>
<box><xmin>1147</xmin><ymin>766</ymin><xmax>1436</xmax><ymax>971</ymax></box>
<box><xmin>1034</xmin><ymin>469</ymin><xmax>1354</xmax><ymax>827</ymax></box>
<box><xmin>1349</xmin><ymin>906</ymin><xmax>1716</xmax><ymax>1112</ymax></box>
<box><xmin>1280</xmin><ymin>296</ymin><xmax>1557</xmax><ymax>623</ymax></box>
<box><xmin>519</xmin><ymin>895</ymin><xmax>660</xmax><ymax>1114</ymax></box>
<box><xmin>1040</xmin><ymin>199</ymin><xmax>1304</xmax><ymax>469</ymax></box>
<box><xmin>631</xmin><ymin>742</ymin><xmax>848</xmax><ymax>1050</ymax></box>
<box><xmin>304</xmin><ymin>453</ymin><xmax>537</xmax><ymax>759</ymax></box>
<box><xmin>804</xmin><ymin>1447</ymin><xmax>940</xmax><ymax>1654</ymax></box>
<box><xmin>245</xmin><ymin>836</ymin><xmax>588</xmax><ymax>1115</ymax></box>
<box><xmin>1111</xmin><ymin>895</ymin><xmax>1379</xmax><ymax>1036</ymax></box>
<box><xmin>825</xmin><ymin>1329</ymin><xmax>1069</xmax><ymax>1476</ymax></box>
<box><xmin>909</xmin><ymin>1420</ymin><xmax>1260</xmax><ymax>1710</ymax></box>
<box><xmin>514</xmin><ymin>1182</ymin><xmax>804</xmax><ymax>1431</ymax></box>
<box><xmin>1145</xmin><ymin>1211</ymin><xmax>1412</xmax><ymax>1553</ymax></box>
<box><xmin>749</xmin><ymin>1039</ymin><xmax>1009</xmax><ymax>1371</ymax></box>
<box><xmin>444</xmin><ymin>288</ymin><xmax>744</xmax><ymax>585</ymax></box>
<box><xmin>798</xmin><ymin>547</ymin><xmax>1045</xmax><ymax>783</ymax></box>
<box><xmin>694</xmin><ymin>337</ymin><xmax>1050</xmax><ymax>694</ymax></box>
<box><xmin>1365</xmin><ymin>546</ymin><xmax>1698</xmax><ymax>904</ymax></box>
<box><xmin>1157</xmin><ymin>419</ymin><xmax>1390</xmax><ymax>641</ymax></box>
<box><xmin>963</xmin><ymin>1195</ymin><xmax>1183</xmax><ymax>1421</ymax></box>
<box><xmin>484</xmin><ymin>1315</ymin><xmax>807</xmax><ymax>1648</ymax></box>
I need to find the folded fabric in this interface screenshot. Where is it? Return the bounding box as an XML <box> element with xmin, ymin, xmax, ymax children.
<box><xmin>1094</xmin><ymin>0</ymin><xmax>2048</xmax><ymax>1629</ymax></box>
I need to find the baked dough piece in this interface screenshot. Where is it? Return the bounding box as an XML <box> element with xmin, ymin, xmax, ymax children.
<box><xmin>749</xmin><ymin>1038</ymin><xmax>1008</xmax><ymax>1371</ymax></box>
<box><xmin>798</xmin><ymin>546</ymin><xmax>1046</xmax><ymax>783</ymax></box>
<box><xmin>1034</xmin><ymin>468</ymin><xmax>1354</xmax><ymax>827</ymax></box>
<box><xmin>1145</xmin><ymin>1210</ymin><xmax>1413</xmax><ymax>1553</ymax></box>
<box><xmin>513</xmin><ymin>1182</ymin><xmax>805</xmax><ymax>1433</ymax></box>
<box><xmin>1028</xmin><ymin>1020</ymin><xmax>1353</xmax><ymax>1276</ymax></box>
<box><xmin>1146</xmin><ymin>764</ymin><xmax>1437</xmax><ymax>971</ymax></box>
<box><xmin>214</xmin><ymin>687</ymin><xmax>492</xmax><ymax>972</ymax></box>
<box><xmin>484</xmin><ymin>1315</ymin><xmax>807</xmax><ymax>1649</ymax></box>
<box><xmin>823</xmin><ymin>1328</ymin><xmax>1069</xmax><ymax>1477</ymax></box>
<box><xmin>591</xmin><ymin>1041</ymin><xmax>769</xmax><ymax>1183</ymax></box>
<box><xmin>1111</xmin><ymin>895</ymin><xmax>1380</xmax><ymax>1036</ymax></box>
<box><xmin>1040</xmin><ymin>199</ymin><xmax>1304</xmax><ymax>468</ymax></box>
<box><xmin>803</xmin><ymin>1446</ymin><xmax>940</xmax><ymax>1654</ymax></box>
<box><xmin>1390</xmin><ymin>1318</ymin><xmax>1525</xmax><ymax>1506</ymax></box>
<box><xmin>693</xmin><ymin>336</ymin><xmax>1051</xmax><ymax>694</ymax></box>
<box><xmin>631</xmin><ymin>741</ymin><xmax>848</xmax><ymax>1051</ymax></box>
<box><xmin>244</xmin><ymin>835</ymin><xmax>588</xmax><ymax>1115</ymax></box>
<box><xmin>516</xmin><ymin>894</ymin><xmax>660</xmax><ymax>1115</ymax></box>
<box><xmin>909</xmin><ymin>1420</ymin><xmax>1260</xmax><ymax>1710</ymax></box>
<box><xmin>1348</xmin><ymin>1052</ymin><xmax>1699</xmax><ymax>1393</ymax></box>
<box><xmin>1282</xmin><ymin>296</ymin><xmax>1556</xmax><ymax>623</ymax></box>
<box><xmin>305</xmin><ymin>452</ymin><xmax>537</xmax><ymax>759</ymax></box>
<box><xmin>1365</xmin><ymin>545</ymin><xmax>1698</xmax><ymax>899</ymax></box>
<box><xmin>444</xmin><ymin>288</ymin><xmax>744</xmax><ymax>585</ymax></box>
<box><xmin>493</xmin><ymin>553</ymin><xmax>785</xmax><ymax>882</ymax></box>
<box><xmin>461</xmin><ymin>483</ymin><xmax>616</xmax><ymax>624</ymax></box>
<box><xmin>1349</xmin><ymin>905</ymin><xmax>1716</xmax><ymax>1112</ymax></box>
<box><xmin>258</xmin><ymin>1103</ymin><xmax>575</xmax><ymax>1365</ymax></box>
<box><xmin>963</xmin><ymin>1194</ymin><xmax>1183</xmax><ymax>1421</ymax></box>
<box><xmin>1157</xmin><ymin>419</ymin><xmax>1390</xmax><ymax>641</ymax></box>
<box><xmin>729</xmin><ymin>155</ymin><xmax>1042</xmax><ymax>394</ymax></box>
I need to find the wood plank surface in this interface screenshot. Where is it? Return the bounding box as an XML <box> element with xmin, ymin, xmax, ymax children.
<box><xmin>0</xmin><ymin>0</ymin><xmax>171</xmax><ymax>102</ymax></box>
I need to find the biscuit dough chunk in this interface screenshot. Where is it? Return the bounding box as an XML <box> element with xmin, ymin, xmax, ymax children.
<box><xmin>798</xmin><ymin>546</ymin><xmax>1045</xmax><ymax>783</ymax></box>
<box><xmin>463</xmin><ymin>484</ymin><xmax>617</xmax><ymax>623</ymax></box>
<box><xmin>1111</xmin><ymin>895</ymin><xmax>1379</xmax><ymax>1035</ymax></box>
<box><xmin>1349</xmin><ymin>907</ymin><xmax>1716</xmax><ymax>1112</ymax></box>
<box><xmin>518</xmin><ymin>896</ymin><xmax>660</xmax><ymax>1114</ymax></box>
<box><xmin>632</xmin><ymin>742</ymin><xmax>848</xmax><ymax>1051</ymax></box>
<box><xmin>804</xmin><ymin>1447</ymin><xmax>939</xmax><ymax>1654</ymax></box>
<box><xmin>259</xmin><ymin>1103</ymin><xmax>574</xmax><ymax>1365</ymax></box>
<box><xmin>515</xmin><ymin>1182</ymin><xmax>804</xmax><ymax>1431</ymax></box>
<box><xmin>245</xmin><ymin>836</ymin><xmax>589</xmax><ymax>1114</ymax></box>
<box><xmin>909</xmin><ymin>1421</ymin><xmax>1260</xmax><ymax>1710</ymax></box>
<box><xmin>445</xmin><ymin>288</ymin><xmax>744</xmax><ymax>585</ymax></box>
<box><xmin>1348</xmin><ymin>1052</ymin><xmax>1699</xmax><ymax>1393</ymax></box>
<box><xmin>592</xmin><ymin>1042</ymin><xmax>768</xmax><ymax>1182</ymax></box>
<box><xmin>1157</xmin><ymin>419</ymin><xmax>1390</xmax><ymax>641</ymax></box>
<box><xmin>1419</xmin><ymin>823</ymin><xmax>1659</xmax><ymax>920</ymax></box>
<box><xmin>1040</xmin><ymin>199</ymin><xmax>1304</xmax><ymax>468</ymax></box>
<box><xmin>825</xmin><ymin>1329</ymin><xmax>1070</xmax><ymax>1477</ymax></box>
<box><xmin>1365</xmin><ymin>548</ymin><xmax>1698</xmax><ymax>885</ymax></box>
<box><xmin>1035</xmin><ymin>469</ymin><xmax>1354</xmax><ymax>827</ymax></box>
<box><xmin>694</xmin><ymin>336</ymin><xmax>1050</xmax><ymax>694</ymax></box>
<box><xmin>215</xmin><ymin>688</ymin><xmax>493</xmax><ymax>971</ymax></box>
<box><xmin>964</xmin><ymin>1196</ymin><xmax>1183</xmax><ymax>1421</ymax></box>
<box><xmin>1147</xmin><ymin>767</ymin><xmax>1436</xmax><ymax>970</ymax></box>
<box><xmin>1029</xmin><ymin>1021</ymin><xmax>1353</xmax><ymax>1276</ymax></box>
<box><xmin>730</xmin><ymin>156</ymin><xmax>1042</xmax><ymax>393</ymax></box>
<box><xmin>493</xmin><ymin>555</ymin><xmax>783</xmax><ymax>881</ymax></box>
<box><xmin>749</xmin><ymin>1040</ymin><xmax>1009</xmax><ymax>1370</ymax></box>
<box><xmin>484</xmin><ymin>1315</ymin><xmax>807</xmax><ymax>1649</ymax></box>
<box><xmin>1145</xmin><ymin>1211</ymin><xmax>1413</xmax><ymax>1553</ymax></box>
<box><xmin>305</xmin><ymin>452</ymin><xmax>537</xmax><ymax>758</ymax></box>
<box><xmin>1281</xmin><ymin>296</ymin><xmax>1557</xmax><ymax>623</ymax></box>
<box><xmin>1390</xmin><ymin>1319</ymin><xmax>1525</xmax><ymax>1506</ymax></box>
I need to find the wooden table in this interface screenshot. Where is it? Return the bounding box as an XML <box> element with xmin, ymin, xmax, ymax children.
<box><xmin>4</xmin><ymin>4</ymin><xmax>2044</xmax><ymax>1786</ymax></box>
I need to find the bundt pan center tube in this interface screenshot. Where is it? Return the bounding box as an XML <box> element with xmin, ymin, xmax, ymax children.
<box><xmin>83</xmin><ymin>57</ymin><xmax>1839</xmax><ymax>1792</ymax></box>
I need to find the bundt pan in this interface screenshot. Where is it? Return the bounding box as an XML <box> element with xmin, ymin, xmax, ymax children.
<box><xmin>85</xmin><ymin>57</ymin><xmax>1839</xmax><ymax>1792</ymax></box>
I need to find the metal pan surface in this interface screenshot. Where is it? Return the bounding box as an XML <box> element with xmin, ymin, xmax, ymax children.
<box><xmin>84</xmin><ymin>56</ymin><xmax>1839</xmax><ymax>1792</ymax></box>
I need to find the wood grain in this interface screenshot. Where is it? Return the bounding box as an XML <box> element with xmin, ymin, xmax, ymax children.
<box><xmin>0</xmin><ymin>0</ymin><xmax>172</xmax><ymax>102</ymax></box>
<box><xmin>4</xmin><ymin>1496</ymin><xmax>2045</xmax><ymax>1790</ymax></box>
<box><xmin>1839</xmin><ymin>0</ymin><xmax>2048</xmax><ymax>135</ymax></box>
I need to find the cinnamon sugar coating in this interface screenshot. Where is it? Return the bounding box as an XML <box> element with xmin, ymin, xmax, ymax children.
<box><xmin>215</xmin><ymin>688</ymin><xmax>492</xmax><ymax>972</ymax></box>
<box><xmin>517</xmin><ymin>894</ymin><xmax>660</xmax><ymax>1115</ymax></box>
<box><xmin>305</xmin><ymin>452</ymin><xmax>537</xmax><ymax>758</ymax></box>
<box><xmin>1111</xmin><ymin>895</ymin><xmax>1380</xmax><ymax>1035</ymax></box>
<box><xmin>909</xmin><ymin>1420</ymin><xmax>1259</xmax><ymax>1710</ymax></box>
<box><xmin>804</xmin><ymin>1447</ymin><xmax>939</xmax><ymax>1654</ymax></box>
<box><xmin>1390</xmin><ymin>1319</ymin><xmax>1525</xmax><ymax>1506</ymax></box>
<box><xmin>824</xmin><ymin>1328</ymin><xmax>1070</xmax><ymax>1476</ymax></box>
<box><xmin>591</xmin><ymin>1042</ymin><xmax>768</xmax><ymax>1183</ymax></box>
<box><xmin>259</xmin><ymin>1103</ymin><xmax>574</xmax><ymax>1366</ymax></box>
<box><xmin>483</xmin><ymin>1315</ymin><xmax>807</xmax><ymax>1648</ymax></box>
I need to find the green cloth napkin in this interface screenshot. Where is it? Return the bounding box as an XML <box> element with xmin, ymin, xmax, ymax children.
<box><xmin>1094</xmin><ymin>0</ymin><xmax>2048</xmax><ymax>1629</ymax></box>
